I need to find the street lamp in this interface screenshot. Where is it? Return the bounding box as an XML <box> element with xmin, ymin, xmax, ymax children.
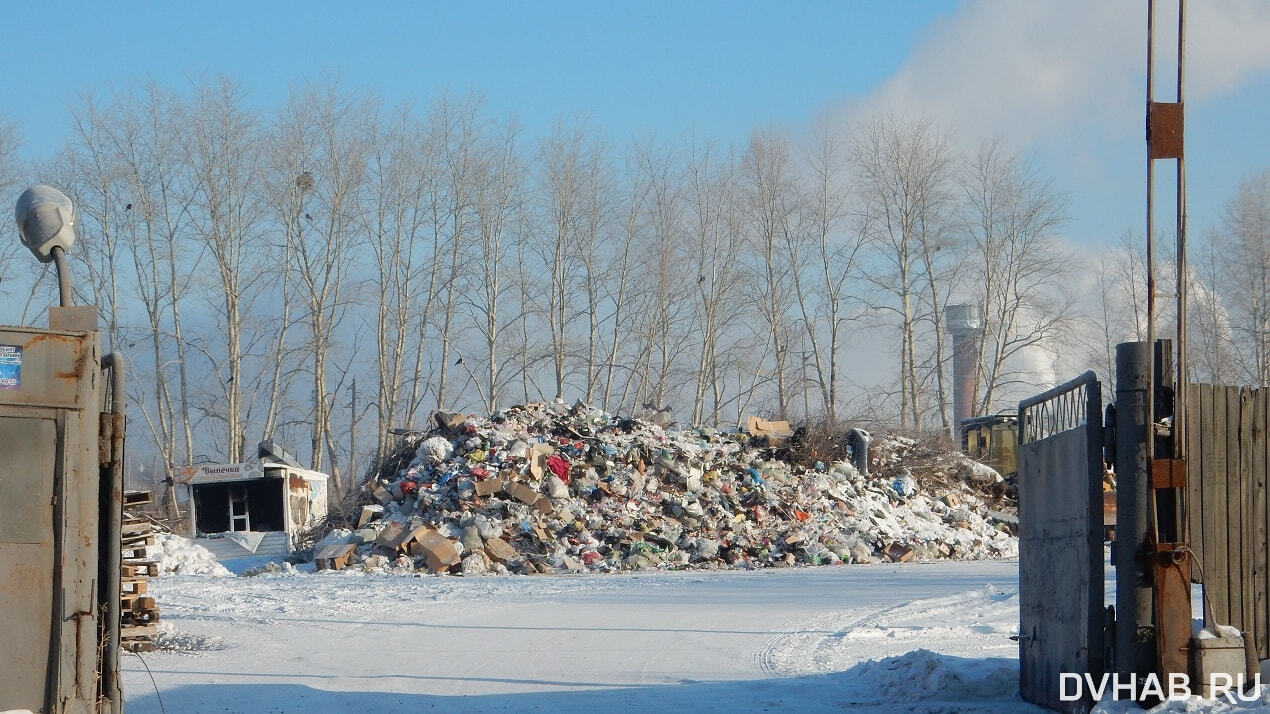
<box><xmin>14</xmin><ymin>184</ymin><xmax>77</xmax><ymax>307</ymax></box>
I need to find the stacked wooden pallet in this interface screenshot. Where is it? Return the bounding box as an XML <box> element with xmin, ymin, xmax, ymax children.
<box><xmin>120</xmin><ymin>491</ymin><xmax>160</xmax><ymax>653</ymax></box>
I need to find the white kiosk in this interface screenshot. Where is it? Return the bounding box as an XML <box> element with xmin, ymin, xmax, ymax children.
<box><xmin>180</xmin><ymin>443</ymin><xmax>328</xmax><ymax>561</ymax></box>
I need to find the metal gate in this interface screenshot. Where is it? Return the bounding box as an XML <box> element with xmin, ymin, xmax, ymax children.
<box><xmin>1018</xmin><ymin>371</ymin><xmax>1105</xmax><ymax>713</ymax></box>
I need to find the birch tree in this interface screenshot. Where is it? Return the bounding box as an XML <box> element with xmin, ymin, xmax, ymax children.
<box><xmin>599</xmin><ymin>147</ymin><xmax>650</xmax><ymax>411</ymax></box>
<box><xmin>277</xmin><ymin>83</ymin><xmax>369</xmax><ymax>493</ymax></box>
<box><xmin>1216</xmin><ymin>170</ymin><xmax>1270</xmax><ymax>386</ymax></box>
<box><xmin>684</xmin><ymin>140</ymin><xmax>745</xmax><ymax>425</ymax></box>
<box><xmin>853</xmin><ymin>115</ymin><xmax>955</xmax><ymax>430</ymax></box>
<box><xmin>534</xmin><ymin>120</ymin><xmax>609</xmax><ymax>400</ymax></box>
<box><xmin>187</xmin><ymin>78</ymin><xmax>264</xmax><ymax>462</ymax></box>
<box><xmin>959</xmin><ymin>140</ymin><xmax>1072</xmax><ymax>412</ymax></box>
<box><xmin>461</xmin><ymin>116</ymin><xmax>523</xmax><ymax>412</ymax></box>
<box><xmin>363</xmin><ymin>109</ymin><xmax>429</xmax><ymax>463</ymax></box>
<box><xmin>742</xmin><ymin>131</ymin><xmax>800</xmax><ymax>419</ymax></box>
<box><xmin>789</xmin><ymin>123</ymin><xmax>867</xmax><ymax>422</ymax></box>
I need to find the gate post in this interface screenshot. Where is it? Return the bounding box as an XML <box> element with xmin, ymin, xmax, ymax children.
<box><xmin>1115</xmin><ymin>341</ymin><xmax>1154</xmax><ymax>678</ymax></box>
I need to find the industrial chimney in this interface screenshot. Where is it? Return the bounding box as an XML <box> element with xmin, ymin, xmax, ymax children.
<box><xmin>944</xmin><ymin>303</ymin><xmax>984</xmax><ymax>435</ymax></box>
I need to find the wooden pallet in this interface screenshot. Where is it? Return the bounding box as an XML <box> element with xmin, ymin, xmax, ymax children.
<box><xmin>121</xmin><ymin>561</ymin><xmax>160</xmax><ymax>578</ymax></box>
<box><xmin>119</xmin><ymin>513</ymin><xmax>160</xmax><ymax>652</ymax></box>
<box><xmin>124</xmin><ymin>490</ymin><xmax>153</xmax><ymax>507</ymax></box>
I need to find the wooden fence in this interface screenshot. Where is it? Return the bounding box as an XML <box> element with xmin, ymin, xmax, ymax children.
<box><xmin>1185</xmin><ymin>383</ymin><xmax>1268</xmax><ymax>659</ymax></box>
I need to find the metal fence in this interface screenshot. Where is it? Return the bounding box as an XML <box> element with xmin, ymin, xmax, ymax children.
<box><xmin>1018</xmin><ymin>371</ymin><xmax>1105</xmax><ymax>713</ymax></box>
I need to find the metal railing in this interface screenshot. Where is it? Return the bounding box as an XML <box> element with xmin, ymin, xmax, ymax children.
<box><xmin>1018</xmin><ymin>371</ymin><xmax>1100</xmax><ymax>444</ymax></box>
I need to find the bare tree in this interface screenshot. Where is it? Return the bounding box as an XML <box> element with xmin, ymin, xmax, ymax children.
<box><xmin>276</xmin><ymin>82</ymin><xmax>370</xmax><ymax>493</ymax></box>
<box><xmin>0</xmin><ymin>116</ymin><xmax>29</xmax><ymax>310</ymax></box>
<box><xmin>787</xmin><ymin>122</ymin><xmax>868</xmax><ymax>422</ymax></box>
<box><xmin>0</xmin><ymin>115</ymin><xmax>17</xmax><ymax>194</ymax></box>
<box><xmin>532</xmin><ymin>120</ymin><xmax>610</xmax><ymax>401</ymax></box>
<box><xmin>62</xmin><ymin>96</ymin><xmax>127</xmax><ymax>348</ymax></box>
<box><xmin>460</xmin><ymin>116</ymin><xmax>524</xmax><ymax>412</ymax></box>
<box><xmin>186</xmin><ymin>78</ymin><xmax>266</xmax><ymax>463</ymax></box>
<box><xmin>741</xmin><ymin>131</ymin><xmax>800</xmax><ymax>419</ymax></box>
<box><xmin>959</xmin><ymin>140</ymin><xmax>1072</xmax><ymax>413</ymax></box>
<box><xmin>684</xmin><ymin>139</ymin><xmax>745</xmax><ymax>425</ymax></box>
<box><xmin>572</xmin><ymin>134</ymin><xmax>615</xmax><ymax>404</ymax></box>
<box><xmin>628</xmin><ymin>139</ymin><xmax>691</xmax><ymax>413</ymax></box>
<box><xmin>599</xmin><ymin>145</ymin><xmax>650</xmax><ymax>412</ymax></box>
<box><xmin>1187</xmin><ymin>233</ymin><xmax>1237</xmax><ymax>384</ymax></box>
<box><xmin>852</xmin><ymin>114</ymin><xmax>955</xmax><ymax>430</ymax></box>
<box><xmin>417</xmin><ymin>94</ymin><xmax>481</xmax><ymax>412</ymax></box>
<box><xmin>362</xmin><ymin>108</ymin><xmax>430</xmax><ymax>463</ymax></box>
<box><xmin>1215</xmin><ymin>170</ymin><xmax>1270</xmax><ymax>386</ymax></box>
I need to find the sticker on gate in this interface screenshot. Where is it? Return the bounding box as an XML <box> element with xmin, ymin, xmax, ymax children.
<box><xmin>0</xmin><ymin>345</ymin><xmax>22</xmax><ymax>390</ymax></box>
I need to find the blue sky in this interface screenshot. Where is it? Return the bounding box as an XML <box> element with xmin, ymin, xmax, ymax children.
<box><xmin>1</xmin><ymin>2</ymin><xmax>953</xmax><ymax>154</ymax></box>
<box><xmin>3</xmin><ymin>1</ymin><xmax>1270</xmax><ymax>250</ymax></box>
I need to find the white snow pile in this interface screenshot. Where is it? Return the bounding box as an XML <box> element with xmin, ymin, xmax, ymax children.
<box><xmin>149</xmin><ymin>533</ymin><xmax>232</xmax><ymax>577</ymax></box>
<box><xmin>849</xmin><ymin>649</ymin><xmax>1019</xmax><ymax>701</ymax></box>
<box><xmin>152</xmin><ymin>620</ymin><xmax>226</xmax><ymax>653</ymax></box>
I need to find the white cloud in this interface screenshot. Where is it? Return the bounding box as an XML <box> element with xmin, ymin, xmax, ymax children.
<box><xmin>824</xmin><ymin>1</ymin><xmax>1270</xmax><ymax>149</ymax></box>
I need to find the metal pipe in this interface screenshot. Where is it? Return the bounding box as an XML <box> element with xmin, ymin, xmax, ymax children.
<box><xmin>1145</xmin><ymin>0</ymin><xmax>1157</xmax><ymax>500</ymax></box>
<box><xmin>1174</xmin><ymin>0</ymin><xmax>1187</xmax><ymax>462</ymax></box>
<box><xmin>99</xmin><ymin>352</ymin><xmax>125</xmax><ymax>714</ymax></box>
<box><xmin>44</xmin><ymin>412</ymin><xmax>68</xmax><ymax>714</ymax></box>
<box><xmin>1115</xmin><ymin>342</ymin><xmax>1155</xmax><ymax>677</ymax></box>
<box><xmin>51</xmin><ymin>245</ymin><xmax>72</xmax><ymax>307</ymax></box>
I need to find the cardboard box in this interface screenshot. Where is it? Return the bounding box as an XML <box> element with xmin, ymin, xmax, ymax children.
<box><xmin>475</xmin><ymin>477</ymin><xmax>508</xmax><ymax>497</ymax></box>
<box><xmin>484</xmin><ymin>537</ymin><xmax>517</xmax><ymax>562</ymax></box>
<box><xmin>883</xmin><ymin>543</ymin><xmax>915</xmax><ymax>563</ymax></box>
<box><xmin>504</xmin><ymin>480</ymin><xmax>541</xmax><ymax>506</ymax></box>
<box><xmin>375</xmin><ymin>522</ymin><xmax>428</xmax><ymax>553</ymax></box>
<box><xmin>410</xmin><ymin>531</ymin><xmax>461</xmax><ymax>572</ymax></box>
<box><xmin>315</xmin><ymin>542</ymin><xmax>358</xmax><ymax>571</ymax></box>
<box><xmin>357</xmin><ymin>504</ymin><xmax>383</xmax><ymax>528</ymax></box>
<box><xmin>527</xmin><ymin>443</ymin><xmax>554</xmax><ymax>479</ymax></box>
<box><xmin>745</xmin><ymin>414</ymin><xmax>793</xmax><ymax>439</ymax></box>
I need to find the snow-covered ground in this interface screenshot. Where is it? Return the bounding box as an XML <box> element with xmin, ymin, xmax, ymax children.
<box><xmin>119</xmin><ymin>553</ymin><xmax>1270</xmax><ymax>713</ymax></box>
<box><xmin>121</xmin><ymin>560</ymin><xmax>1031</xmax><ymax>713</ymax></box>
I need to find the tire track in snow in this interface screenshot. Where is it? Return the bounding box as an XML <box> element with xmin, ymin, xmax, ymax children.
<box><xmin>757</xmin><ymin>585</ymin><xmax>1019</xmax><ymax>677</ymax></box>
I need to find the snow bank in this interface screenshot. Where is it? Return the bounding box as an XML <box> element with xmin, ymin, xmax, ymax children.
<box><xmin>851</xmin><ymin>649</ymin><xmax>1018</xmax><ymax>700</ymax></box>
<box><xmin>152</xmin><ymin>620</ymin><xmax>226</xmax><ymax>653</ymax></box>
<box><xmin>150</xmin><ymin>533</ymin><xmax>232</xmax><ymax>577</ymax></box>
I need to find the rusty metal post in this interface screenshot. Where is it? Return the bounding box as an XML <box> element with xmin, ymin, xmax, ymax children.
<box><xmin>1145</xmin><ymin>0</ymin><xmax>1191</xmax><ymax>684</ymax></box>
<box><xmin>1116</xmin><ymin>341</ymin><xmax>1155</xmax><ymax>678</ymax></box>
<box><xmin>99</xmin><ymin>352</ymin><xmax>125</xmax><ymax>713</ymax></box>
<box><xmin>1174</xmin><ymin>0</ymin><xmax>1188</xmax><ymax>457</ymax></box>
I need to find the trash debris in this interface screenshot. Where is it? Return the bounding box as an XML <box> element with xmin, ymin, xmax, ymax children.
<box><xmin>746</xmin><ymin>414</ymin><xmax>793</xmax><ymax>441</ymax></box>
<box><xmin>328</xmin><ymin>401</ymin><xmax>1017</xmax><ymax>576</ymax></box>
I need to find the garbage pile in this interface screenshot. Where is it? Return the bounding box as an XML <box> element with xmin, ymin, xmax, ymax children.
<box><xmin>315</xmin><ymin>402</ymin><xmax>1017</xmax><ymax>576</ymax></box>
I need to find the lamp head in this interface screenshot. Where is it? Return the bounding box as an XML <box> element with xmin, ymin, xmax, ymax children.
<box><xmin>15</xmin><ymin>185</ymin><xmax>76</xmax><ymax>263</ymax></box>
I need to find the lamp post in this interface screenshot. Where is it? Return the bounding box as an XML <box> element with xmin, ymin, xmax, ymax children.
<box><xmin>15</xmin><ymin>184</ymin><xmax>77</xmax><ymax>306</ymax></box>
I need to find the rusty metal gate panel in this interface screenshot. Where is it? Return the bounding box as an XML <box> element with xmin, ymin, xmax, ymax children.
<box><xmin>0</xmin><ymin>324</ymin><xmax>103</xmax><ymax>714</ymax></box>
<box><xmin>1018</xmin><ymin>371</ymin><xmax>1105</xmax><ymax>713</ymax></box>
